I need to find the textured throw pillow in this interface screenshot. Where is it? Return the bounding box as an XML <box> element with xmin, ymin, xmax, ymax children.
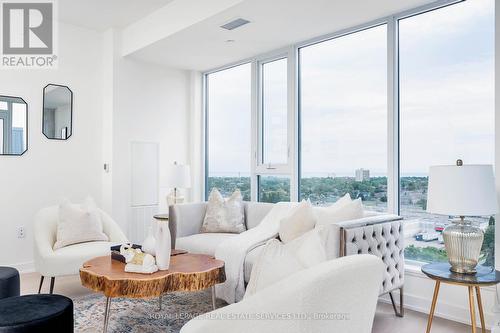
<box><xmin>200</xmin><ymin>188</ymin><xmax>246</xmax><ymax>233</ymax></box>
<box><xmin>279</xmin><ymin>199</ymin><xmax>317</xmax><ymax>243</ymax></box>
<box><xmin>53</xmin><ymin>197</ymin><xmax>108</xmax><ymax>250</ymax></box>
<box><xmin>330</xmin><ymin>193</ymin><xmax>352</xmax><ymax>209</ymax></box>
<box><xmin>245</xmin><ymin>227</ymin><xmax>327</xmax><ymax>298</ymax></box>
<box><xmin>315</xmin><ymin>197</ymin><xmax>364</xmax><ymax>225</ymax></box>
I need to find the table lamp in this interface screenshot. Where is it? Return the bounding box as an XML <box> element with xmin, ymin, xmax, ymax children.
<box><xmin>427</xmin><ymin>160</ymin><xmax>497</xmax><ymax>274</ymax></box>
<box><xmin>166</xmin><ymin>162</ymin><xmax>191</xmax><ymax>206</ymax></box>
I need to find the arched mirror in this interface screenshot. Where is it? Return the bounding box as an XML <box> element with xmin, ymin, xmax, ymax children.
<box><xmin>43</xmin><ymin>84</ymin><xmax>73</xmax><ymax>140</ymax></box>
<box><xmin>0</xmin><ymin>95</ymin><xmax>28</xmax><ymax>156</ymax></box>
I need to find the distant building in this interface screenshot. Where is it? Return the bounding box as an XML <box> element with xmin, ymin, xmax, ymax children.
<box><xmin>355</xmin><ymin>168</ymin><xmax>370</xmax><ymax>181</ymax></box>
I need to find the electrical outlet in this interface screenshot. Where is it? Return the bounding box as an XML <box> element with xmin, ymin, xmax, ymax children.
<box><xmin>16</xmin><ymin>226</ymin><xmax>25</xmax><ymax>239</ymax></box>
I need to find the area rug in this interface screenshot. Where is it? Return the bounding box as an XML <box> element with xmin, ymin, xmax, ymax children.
<box><xmin>73</xmin><ymin>289</ymin><xmax>226</xmax><ymax>333</ymax></box>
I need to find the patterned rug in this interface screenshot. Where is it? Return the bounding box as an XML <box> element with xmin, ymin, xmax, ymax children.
<box><xmin>73</xmin><ymin>289</ymin><xmax>226</xmax><ymax>333</ymax></box>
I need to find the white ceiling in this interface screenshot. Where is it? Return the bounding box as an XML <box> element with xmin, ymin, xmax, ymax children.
<box><xmin>57</xmin><ymin>0</ymin><xmax>437</xmax><ymax>70</ymax></box>
<box><xmin>127</xmin><ymin>0</ymin><xmax>436</xmax><ymax>71</ymax></box>
<box><xmin>58</xmin><ymin>0</ymin><xmax>174</xmax><ymax>31</ymax></box>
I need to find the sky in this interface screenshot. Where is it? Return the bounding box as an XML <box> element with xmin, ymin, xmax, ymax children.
<box><xmin>262</xmin><ymin>58</ymin><xmax>288</xmax><ymax>165</ymax></box>
<box><xmin>207</xmin><ymin>0</ymin><xmax>494</xmax><ymax>178</ymax></box>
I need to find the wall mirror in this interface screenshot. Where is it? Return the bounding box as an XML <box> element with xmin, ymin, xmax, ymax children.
<box><xmin>43</xmin><ymin>84</ymin><xmax>73</xmax><ymax>140</ymax></box>
<box><xmin>0</xmin><ymin>95</ymin><xmax>28</xmax><ymax>155</ymax></box>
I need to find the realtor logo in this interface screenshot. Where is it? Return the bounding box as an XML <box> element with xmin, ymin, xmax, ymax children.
<box><xmin>1</xmin><ymin>0</ymin><xmax>57</xmax><ymax>68</ymax></box>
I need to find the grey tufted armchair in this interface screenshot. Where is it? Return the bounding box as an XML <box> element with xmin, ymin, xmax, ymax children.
<box><xmin>339</xmin><ymin>216</ymin><xmax>405</xmax><ymax>317</ymax></box>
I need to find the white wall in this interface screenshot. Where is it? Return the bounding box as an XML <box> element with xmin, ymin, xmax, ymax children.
<box><xmin>189</xmin><ymin>71</ymin><xmax>204</xmax><ymax>202</ymax></box>
<box><xmin>0</xmin><ymin>23</ymin><xmax>104</xmax><ymax>270</ymax></box>
<box><xmin>0</xmin><ymin>24</ymin><xmax>192</xmax><ymax>271</ymax></box>
<box><xmin>111</xmin><ymin>55</ymin><xmax>190</xmax><ymax>235</ymax></box>
<box><xmin>54</xmin><ymin>104</ymin><xmax>71</xmax><ymax>137</ymax></box>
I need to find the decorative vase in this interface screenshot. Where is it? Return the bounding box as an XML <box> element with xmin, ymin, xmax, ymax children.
<box><xmin>155</xmin><ymin>221</ymin><xmax>171</xmax><ymax>270</ymax></box>
<box><xmin>142</xmin><ymin>225</ymin><xmax>156</xmax><ymax>256</ymax></box>
<box><xmin>443</xmin><ymin>217</ymin><xmax>484</xmax><ymax>274</ymax></box>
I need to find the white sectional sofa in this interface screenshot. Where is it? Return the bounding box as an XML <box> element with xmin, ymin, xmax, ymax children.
<box><xmin>181</xmin><ymin>254</ymin><xmax>385</xmax><ymax>333</ymax></box>
<box><xmin>170</xmin><ymin>201</ymin><xmax>405</xmax><ymax>316</ymax></box>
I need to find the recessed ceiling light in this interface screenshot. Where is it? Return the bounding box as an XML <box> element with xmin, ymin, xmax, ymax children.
<box><xmin>220</xmin><ymin>18</ymin><xmax>250</xmax><ymax>31</ymax></box>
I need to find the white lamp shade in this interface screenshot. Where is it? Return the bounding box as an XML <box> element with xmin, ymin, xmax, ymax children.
<box><xmin>427</xmin><ymin>164</ymin><xmax>497</xmax><ymax>216</ymax></box>
<box><xmin>166</xmin><ymin>163</ymin><xmax>191</xmax><ymax>189</ymax></box>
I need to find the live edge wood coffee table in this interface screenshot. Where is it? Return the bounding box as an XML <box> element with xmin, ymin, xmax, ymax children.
<box><xmin>80</xmin><ymin>253</ymin><xmax>226</xmax><ymax>333</ymax></box>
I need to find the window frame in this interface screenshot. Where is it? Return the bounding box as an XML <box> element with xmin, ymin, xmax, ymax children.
<box><xmin>256</xmin><ymin>55</ymin><xmax>289</xmax><ymax>171</ymax></box>
<box><xmin>203</xmin><ymin>61</ymin><xmax>253</xmax><ymax>200</ymax></box>
<box><xmin>297</xmin><ymin>22</ymin><xmax>390</xmax><ymax>209</ymax></box>
<box><xmin>253</xmin><ymin>50</ymin><xmax>297</xmax><ymax>202</ymax></box>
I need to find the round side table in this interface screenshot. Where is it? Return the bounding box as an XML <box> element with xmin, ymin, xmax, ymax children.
<box><xmin>422</xmin><ymin>262</ymin><xmax>500</xmax><ymax>333</ymax></box>
<box><xmin>153</xmin><ymin>213</ymin><xmax>169</xmax><ymax>220</ymax></box>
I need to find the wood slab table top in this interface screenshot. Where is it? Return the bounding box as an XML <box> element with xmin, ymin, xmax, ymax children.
<box><xmin>79</xmin><ymin>254</ymin><xmax>225</xmax><ymax>298</ymax></box>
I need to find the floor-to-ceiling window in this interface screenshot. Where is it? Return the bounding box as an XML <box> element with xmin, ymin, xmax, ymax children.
<box><xmin>299</xmin><ymin>24</ymin><xmax>388</xmax><ymax>210</ymax></box>
<box><xmin>203</xmin><ymin>0</ymin><xmax>495</xmax><ymax>266</ymax></box>
<box><xmin>206</xmin><ymin>63</ymin><xmax>252</xmax><ymax>200</ymax></box>
<box><xmin>399</xmin><ymin>0</ymin><xmax>495</xmax><ymax>265</ymax></box>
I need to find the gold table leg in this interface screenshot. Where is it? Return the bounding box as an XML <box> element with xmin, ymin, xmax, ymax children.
<box><xmin>475</xmin><ymin>287</ymin><xmax>486</xmax><ymax>333</ymax></box>
<box><xmin>426</xmin><ymin>281</ymin><xmax>441</xmax><ymax>333</ymax></box>
<box><xmin>468</xmin><ymin>286</ymin><xmax>477</xmax><ymax>333</ymax></box>
<box><xmin>211</xmin><ymin>286</ymin><xmax>217</xmax><ymax>310</ymax></box>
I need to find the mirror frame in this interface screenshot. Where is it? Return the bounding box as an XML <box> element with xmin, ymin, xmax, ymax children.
<box><xmin>0</xmin><ymin>95</ymin><xmax>28</xmax><ymax>156</ymax></box>
<box><xmin>42</xmin><ymin>84</ymin><xmax>73</xmax><ymax>140</ymax></box>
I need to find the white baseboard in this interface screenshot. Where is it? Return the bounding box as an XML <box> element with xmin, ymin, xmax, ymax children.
<box><xmin>379</xmin><ymin>289</ymin><xmax>495</xmax><ymax>330</ymax></box>
<box><xmin>3</xmin><ymin>261</ymin><xmax>35</xmax><ymax>274</ymax></box>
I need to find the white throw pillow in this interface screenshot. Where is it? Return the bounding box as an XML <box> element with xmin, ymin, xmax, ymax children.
<box><xmin>53</xmin><ymin>197</ymin><xmax>108</xmax><ymax>250</ymax></box>
<box><xmin>330</xmin><ymin>193</ymin><xmax>352</xmax><ymax>209</ymax></box>
<box><xmin>315</xmin><ymin>197</ymin><xmax>364</xmax><ymax>225</ymax></box>
<box><xmin>200</xmin><ymin>188</ymin><xmax>246</xmax><ymax>233</ymax></box>
<box><xmin>245</xmin><ymin>227</ymin><xmax>327</xmax><ymax>298</ymax></box>
<box><xmin>279</xmin><ymin>199</ymin><xmax>316</xmax><ymax>243</ymax></box>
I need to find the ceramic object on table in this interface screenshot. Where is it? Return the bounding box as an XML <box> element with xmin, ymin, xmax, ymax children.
<box><xmin>155</xmin><ymin>221</ymin><xmax>171</xmax><ymax>270</ymax></box>
<box><xmin>120</xmin><ymin>243</ymin><xmax>158</xmax><ymax>274</ymax></box>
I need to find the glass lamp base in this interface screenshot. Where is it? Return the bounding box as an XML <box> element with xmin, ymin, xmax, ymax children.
<box><xmin>443</xmin><ymin>219</ymin><xmax>483</xmax><ymax>275</ymax></box>
<box><xmin>449</xmin><ymin>266</ymin><xmax>477</xmax><ymax>275</ymax></box>
<box><xmin>166</xmin><ymin>190</ymin><xmax>185</xmax><ymax>207</ymax></box>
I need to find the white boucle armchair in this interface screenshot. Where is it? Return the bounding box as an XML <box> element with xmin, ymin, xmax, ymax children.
<box><xmin>33</xmin><ymin>205</ymin><xmax>128</xmax><ymax>294</ymax></box>
<box><xmin>181</xmin><ymin>254</ymin><xmax>384</xmax><ymax>333</ymax></box>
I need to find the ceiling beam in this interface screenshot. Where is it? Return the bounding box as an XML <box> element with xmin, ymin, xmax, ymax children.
<box><xmin>121</xmin><ymin>0</ymin><xmax>244</xmax><ymax>57</ymax></box>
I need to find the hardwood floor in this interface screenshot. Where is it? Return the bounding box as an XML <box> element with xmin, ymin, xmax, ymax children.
<box><xmin>21</xmin><ymin>272</ymin><xmax>482</xmax><ymax>332</ymax></box>
<box><xmin>373</xmin><ymin>302</ymin><xmax>481</xmax><ymax>333</ymax></box>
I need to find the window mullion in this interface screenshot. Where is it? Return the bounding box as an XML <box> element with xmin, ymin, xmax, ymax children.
<box><xmin>250</xmin><ymin>60</ymin><xmax>258</xmax><ymax>201</ymax></box>
<box><xmin>289</xmin><ymin>47</ymin><xmax>299</xmax><ymax>202</ymax></box>
<box><xmin>387</xmin><ymin>17</ymin><xmax>400</xmax><ymax>215</ymax></box>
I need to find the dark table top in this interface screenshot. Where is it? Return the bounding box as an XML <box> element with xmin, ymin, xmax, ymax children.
<box><xmin>421</xmin><ymin>262</ymin><xmax>500</xmax><ymax>286</ymax></box>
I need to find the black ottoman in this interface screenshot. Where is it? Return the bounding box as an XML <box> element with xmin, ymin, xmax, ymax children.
<box><xmin>0</xmin><ymin>294</ymin><xmax>73</xmax><ymax>333</ymax></box>
<box><xmin>0</xmin><ymin>267</ymin><xmax>19</xmax><ymax>300</ymax></box>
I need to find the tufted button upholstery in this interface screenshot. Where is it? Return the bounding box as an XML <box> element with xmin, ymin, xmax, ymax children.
<box><xmin>344</xmin><ymin>220</ymin><xmax>404</xmax><ymax>295</ymax></box>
